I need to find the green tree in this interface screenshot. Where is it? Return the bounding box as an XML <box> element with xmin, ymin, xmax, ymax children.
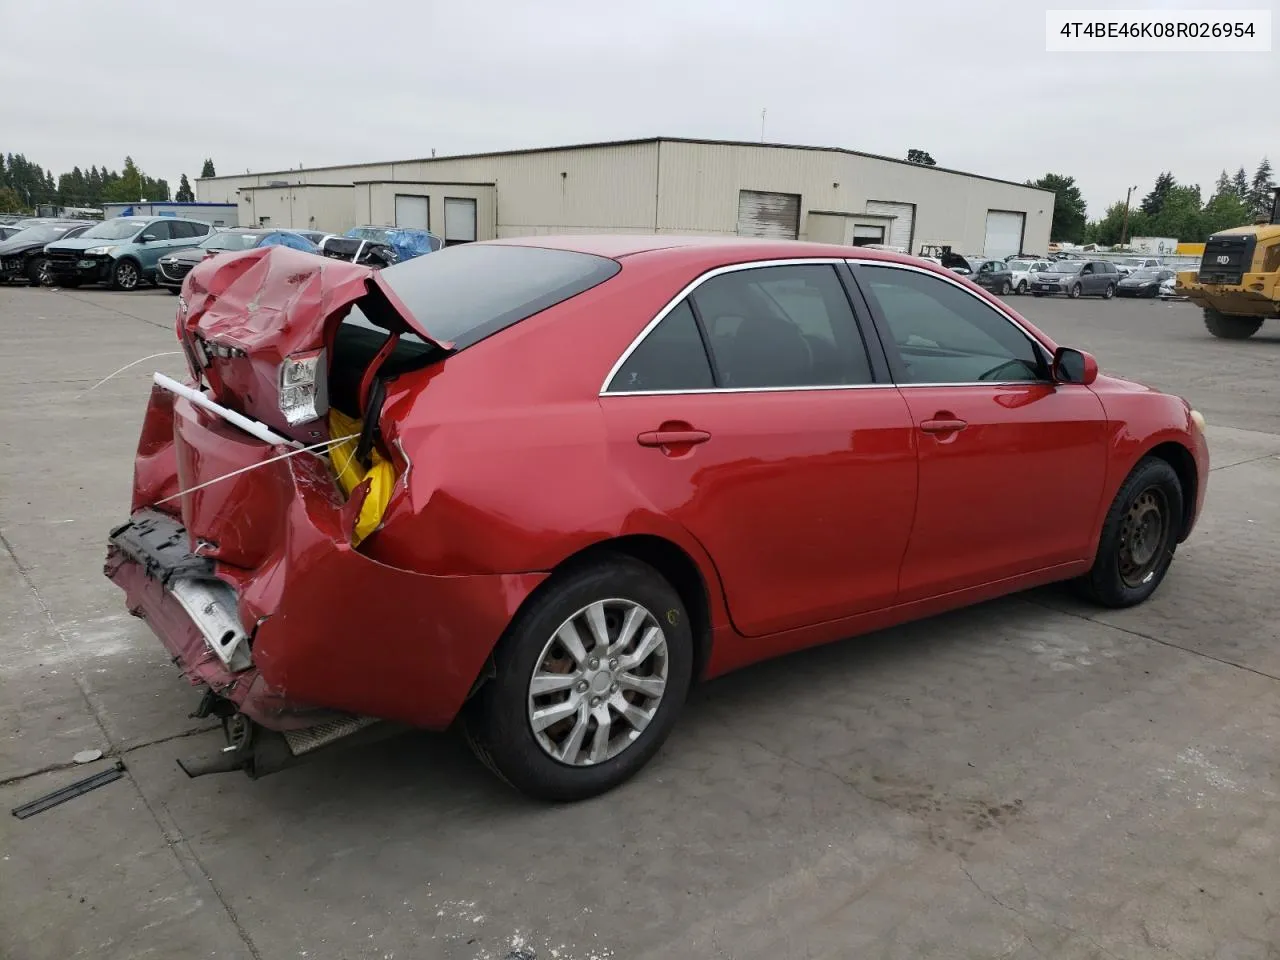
<box><xmin>104</xmin><ymin>156</ymin><xmax>144</xmax><ymax>202</ymax></box>
<box><xmin>1027</xmin><ymin>173</ymin><xmax>1087</xmax><ymax>243</ymax></box>
<box><xmin>200</xmin><ymin>158</ymin><xmax>216</xmax><ymax>178</ymax></box>
<box><xmin>1233</xmin><ymin>167</ymin><xmax>1251</xmax><ymax>199</ymax></box>
<box><xmin>1248</xmin><ymin>157</ymin><xmax>1275</xmax><ymax>221</ymax></box>
<box><xmin>0</xmin><ymin>184</ymin><xmax>25</xmax><ymax>213</ymax></box>
<box><xmin>1203</xmin><ymin>182</ymin><xmax>1253</xmax><ymax>234</ymax></box>
<box><xmin>1084</xmin><ymin>200</ymin><xmax>1149</xmax><ymax>246</ymax></box>
<box><xmin>175</xmin><ymin>174</ymin><xmax>195</xmax><ymax>202</ymax></box>
<box><xmin>1140</xmin><ymin>171</ymin><xmax>1176</xmax><ymax>217</ymax></box>
<box><xmin>906</xmin><ymin>148</ymin><xmax>936</xmax><ymax>166</ymax></box>
<box><xmin>1147</xmin><ymin>184</ymin><xmax>1203</xmax><ymax>240</ymax></box>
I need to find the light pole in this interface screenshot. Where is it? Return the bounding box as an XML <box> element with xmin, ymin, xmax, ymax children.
<box><xmin>1120</xmin><ymin>184</ymin><xmax>1138</xmax><ymax>247</ymax></box>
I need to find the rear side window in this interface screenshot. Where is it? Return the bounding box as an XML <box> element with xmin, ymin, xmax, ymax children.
<box><xmin>610</xmin><ymin>301</ymin><xmax>714</xmax><ymax>392</ymax></box>
<box><xmin>376</xmin><ymin>244</ymin><xmax>620</xmax><ymax>350</ymax></box>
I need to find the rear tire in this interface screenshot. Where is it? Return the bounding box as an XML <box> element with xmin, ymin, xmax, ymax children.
<box><xmin>1075</xmin><ymin>457</ymin><xmax>1183</xmax><ymax>608</ymax></box>
<box><xmin>1203</xmin><ymin>308</ymin><xmax>1263</xmax><ymax>340</ymax></box>
<box><xmin>1016</xmin><ymin>280</ymin><xmax>1028</xmax><ymax>294</ymax></box>
<box><xmin>25</xmin><ymin>257</ymin><xmax>45</xmax><ymax>287</ymax></box>
<box><xmin>1103</xmin><ymin>283</ymin><xmax>1115</xmax><ymax>300</ymax></box>
<box><xmin>463</xmin><ymin>555</ymin><xmax>693</xmax><ymax>801</ymax></box>
<box><xmin>1000</xmin><ymin>280</ymin><xmax>1012</xmax><ymax>295</ymax></box>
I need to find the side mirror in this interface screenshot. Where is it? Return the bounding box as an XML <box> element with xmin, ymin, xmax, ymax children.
<box><xmin>139</xmin><ymin>234</ymin><xmax>156</xmax><ymax>243</ymax></box>
<box><xmin>1052</xmin><ymin>347</ymin><xmax>1098</xmax><ymax>386</ymax></box>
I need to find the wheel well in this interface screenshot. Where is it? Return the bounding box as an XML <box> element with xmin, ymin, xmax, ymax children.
<box><xmin>1145</xmin><ymin>441</ymin><xmax>1198</xmax><ymax>540</ymax></box>
<box><xmin>560</xmin><ymin>535</ymin><xmax>715</xmax><ymax>683</ymax></box>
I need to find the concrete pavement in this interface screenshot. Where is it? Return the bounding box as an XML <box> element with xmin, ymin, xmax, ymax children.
<box><xmin>2</xmin><ymin>284</ymin><xmax>1279</xmax><ymax>960</ymax></box>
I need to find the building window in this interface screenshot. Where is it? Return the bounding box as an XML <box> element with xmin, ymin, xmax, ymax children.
<box><xmin>851</xmin><ymin>224</ymin><xmax>885</xmax><ymax>246</ymax></box>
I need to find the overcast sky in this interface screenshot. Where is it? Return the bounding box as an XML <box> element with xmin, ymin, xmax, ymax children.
<box><xmin>1</xmin><ymin>0</ymin><xmax>1274</xmax><ymax>216</ymax></box>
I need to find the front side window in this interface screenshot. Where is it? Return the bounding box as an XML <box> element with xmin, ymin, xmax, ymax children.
<box><xmin>143</xmin><ymin>221</ymin><xmax>174</xmax><ymax>241</ymax></box>
<box><xmin>858</xmin><ymin>265</ymin><xmax>1045</xmax><ymax>385</ymax></box>
<box><xmin>690</xmin><ymin>264</ymin><xmax>872</xmax><ymax>388</ymax></box>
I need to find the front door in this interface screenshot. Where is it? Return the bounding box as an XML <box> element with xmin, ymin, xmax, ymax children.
<box><xmin>135</xmin><ymin>220</ymin><xmax>174</xmax><ymax>271</ymax></box>
<box><xmin>600</xmin><ymin>262</ymin><xmax>918</xmax><ymax>637</ymax></box>
<box><xmin>851</xmin><ymin>261</ymin><xmax>1110</xmax><ymax>601</ymax></box>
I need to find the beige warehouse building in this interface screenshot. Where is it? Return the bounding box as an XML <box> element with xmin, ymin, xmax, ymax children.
<box><xmin>197</xmin><ymin>137</ymin><xmax>1055</xmax><ymax>258</ymax></box>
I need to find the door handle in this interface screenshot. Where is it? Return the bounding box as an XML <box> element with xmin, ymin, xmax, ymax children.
<box><xmin>637</xmin><ymin>429</ymin><xmax>711</xmax><ymax>447</ymax></box>
<box><xmin>920</xmin><ymin>418</ymin><xmax>967</xmax><ymax>434</ymax></box>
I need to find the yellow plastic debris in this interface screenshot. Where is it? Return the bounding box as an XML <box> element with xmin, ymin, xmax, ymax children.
<box><xmin>328</xmin><ymin>408</ymin><xmax>396</xmax><ymax>546</ymax></box>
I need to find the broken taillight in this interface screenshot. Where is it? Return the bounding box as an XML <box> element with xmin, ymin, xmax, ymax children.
<box><xmin>278</xmin><ymin>349</ymin><xmax>329</xmax><ymax>426</ymax></box>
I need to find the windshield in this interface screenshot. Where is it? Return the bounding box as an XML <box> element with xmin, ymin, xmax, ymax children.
<box><xmin>1046</xmin><ymin>262</ymin><xmax>1082</xmax><ymax>273</ymax></box>
<box><xmin>80</xmin><ymin>219</ymin><xmax>147</xmax><ymax>240</ymax></box>
<box><xmin>200</xmin><ymin>231</ymin><xmax>265</xmax><ymax>251</ymax></box>
<box><xmin>8</xmin><ymin>224</ymin><xmax>78</xmax><ymax>244</ymax></box>
<box><xmin>368</xmin><ymin>244</ymin><xmax>621</xmax><ymax>350</ymax></box>
<box><xmin>1130</xmin><ymin>268</ymin><xmax>1162</xmax><ymax>279</ymax></box>
<box><xmin>1008</xmin><ymin>260</ymin><xmax>1033</xmax><ymax>270</ymax></box>
<box><xmin>1123</xmin><ymin>258</ymin><xmax>1152</xmax><ymax>267</ymax></box>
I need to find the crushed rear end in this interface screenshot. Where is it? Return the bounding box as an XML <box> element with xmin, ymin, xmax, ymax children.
<box><xmin>104</xmin><ymin>246</ymin><xmax>545</xmax><ymax>776</ymax></box>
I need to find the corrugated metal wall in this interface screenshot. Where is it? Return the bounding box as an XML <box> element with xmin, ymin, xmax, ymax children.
<box><xmin>201</xmin><ymin>139</ymin><xmax>1054</xmax><ymax>255</ymax></box>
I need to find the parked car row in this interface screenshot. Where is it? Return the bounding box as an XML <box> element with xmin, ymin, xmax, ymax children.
<box><xmin>930</xmin><ymin>251</ymin><xmax>1181</xmax><ymax>301</ymax></box>
<box><xmin>2</xmin><ymin>215</ymin><xmax>444</xmax><ymax>291</ymax></box>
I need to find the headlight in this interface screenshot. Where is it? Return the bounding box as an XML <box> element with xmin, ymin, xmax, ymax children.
<box><xmin>84</xmin><ymin>245</ymin><xmax>116</xmax><ymax>256</ymax></box>
<box><xmin>278</xmin><ymin>349</ymin><xmax>328</xmax><ymax>426</ymax></box>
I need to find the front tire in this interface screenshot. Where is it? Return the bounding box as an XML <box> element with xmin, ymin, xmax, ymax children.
<box><xmin>1103</xmin><ymin>283</ymin><xmax>1115</xmax><ymax>300</ymax></box>
<box><xmin>1076</xmin><ymin>457</ymin><xmax>1183</xmax><ymax>608</ymax></box>
<box><xmin>1069</xmin><ymin>283</ymin><xmax>1082</xmax><ymax>299</ymax></box>
<box><xmin>26</xmin><ymin>257</ymin><xmax>46</xmax><ymax>287</ymax></box>
<box><xmin>1203</xmin><ymin>308</ymin><xmax>1263</xmax><ymax>340</ymax></box>
<box><xmin>1017</xmin><ymin>280</ymin><xmax>1028</xmax><ymax>294</ymax></box>
<box><xmin>1000</xmin><ymin>280</ymin><xmax>1012</xmax><ymax>295</ymax></box>
<box><xmin>111</xmin><ymin>258</ymin><xmax>141</xmax><ymax>291</ymax></box>
<box><xmin>463</xmin><ymin>555</ymin><xmax>693</xmax><ymax>801</ymax></box>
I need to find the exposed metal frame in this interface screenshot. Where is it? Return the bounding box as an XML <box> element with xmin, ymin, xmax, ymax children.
<box><xmin>599</xmin><ymin>257</ymin><xmax>1058</xmax><ymax>397</ymax></box>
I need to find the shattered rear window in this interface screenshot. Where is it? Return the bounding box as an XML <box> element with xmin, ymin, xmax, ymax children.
<box><xmin>376</xmin><ymin>244</ymin><xmax>621</xmax><ymax>350</ymax></box>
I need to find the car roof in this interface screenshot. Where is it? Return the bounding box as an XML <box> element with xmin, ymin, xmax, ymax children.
<box><xmin>487</xmin><ymin>233</ymin><xmax>946</xmax><ymax>268</ymax></box>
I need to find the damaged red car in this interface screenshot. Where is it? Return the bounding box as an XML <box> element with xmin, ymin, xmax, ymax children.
<box><xmin>106</xmin><ymin>237</ymin><xmax>1209</xmax><ymax>801</ymax></box>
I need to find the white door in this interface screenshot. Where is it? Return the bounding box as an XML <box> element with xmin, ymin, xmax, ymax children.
<box><xmin>736</xmin><ymin>190</ymin><xmax>800</xmax><ymax>239</ymax></box>
<box><xmin>394</xmin><ymin>194</ymin><xmax>429</xmax><ymax>229</ymax></box>
<box><xmin>865</xmin><ymin>201</ymin><xmax>915</xmax><ymax>254</ymax></box>
<box><xmin>984</xmin><ymin>211</ymin><xmax>1025</xmax><ymax>258</ymax></box>
<box><xmin>444</xmin><ymin>198</ymin><xmax>478</xmax><ymax>245</ymax></box>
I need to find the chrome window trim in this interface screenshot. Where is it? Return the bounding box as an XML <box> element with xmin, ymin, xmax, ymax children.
<box><xmin>598</xmin><ymin>255</ymin><xmax>1061</xmax><ymax>398</ymax></box>
<box><xmin>598</xmin><ymin>257</ymin><xmax>856</xmax><ymax>396</ymax></box>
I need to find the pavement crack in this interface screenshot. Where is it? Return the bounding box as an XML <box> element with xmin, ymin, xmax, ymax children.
<box><xmin>50</xmin><ymin>289</ymin><xmax>169</xmax><ymax>329</ymax></box>
<box><xmin>1210</xmin><ymin>452</ymin><xmax>1280</xmax><ymax>472</ymax></box>
<box><xmin>0</xmin><ymin>528</ymin><xmax>117</xmax><ymax>753</ymax></box>
<box><xmin>1025</xmin><ymin>597</ymin><xmax>1280</xmax><ymax>685</ymax></box>
<box><xmin>959</xmin><ymin>861</ymin><xmax>1122</xmax><ymax>960</ymax></box>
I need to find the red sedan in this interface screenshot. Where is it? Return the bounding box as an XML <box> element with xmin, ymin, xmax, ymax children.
<box><xmin>106</xmin><ymin>236</ymin><xmax>1209</xmax><ymax>800</ymax></box>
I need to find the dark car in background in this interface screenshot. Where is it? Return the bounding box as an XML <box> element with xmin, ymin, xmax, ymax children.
<box><xmin>1030</xmin><ymin>259</ymin><xmax>1119</xmax><ymax>299</ymax></box>
<box><xmin>157</xmin><ymin>228</ymin><xmax>319</xmax><ymax>292</ymax></box>
<box><xmin>953</xmin><ymin>257</ymin><xmax>1014</xmax><ymax>295</ymax></box>
<box><xmin>0</xmin><ymin>221</ymin><xmax>92</xmax><ymax>285</ymax></box>
<box><xmin>1116</xmin><ymin>267</ymin><xmax>1175</xmax><ymax>298</ymax></box>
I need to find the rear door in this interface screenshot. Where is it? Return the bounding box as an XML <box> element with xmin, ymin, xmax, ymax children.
<box><xmin>849</xmin><ymin>261</ymin><xmax>1109</xmax><ymax>601</ymax></box>
<box><xmin>600</xmin><ymin>260</ymin><xmax>918</xmax><ymax>637</ymax></box>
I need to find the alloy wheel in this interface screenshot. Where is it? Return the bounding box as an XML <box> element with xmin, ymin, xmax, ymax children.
<box><xmin>527</xmin><ymin>598</ymin><xmax>669</xmax><ymax>766</ymax></box>
<box><xmin>115</xmin><ymin>261</ymin><xmax>139</xmax><ymax>290</ymax></box>
<box><xmin>1117</xmin><ymin>488</ymin><xmax>1169</xmax><ymax>588</ymax></box>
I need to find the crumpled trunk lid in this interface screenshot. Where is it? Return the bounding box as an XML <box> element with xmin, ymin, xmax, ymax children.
<box><xmin>177</xmin><ymin>244</ymin><xmax>442</xmax><ymax>444</ymax></box>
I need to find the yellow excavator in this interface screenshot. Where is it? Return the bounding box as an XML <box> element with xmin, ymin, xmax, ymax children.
<box><xmin>1178</xmin><ymin>188</ymin><xmax>1280</xmax><ymax>339</ymax></box>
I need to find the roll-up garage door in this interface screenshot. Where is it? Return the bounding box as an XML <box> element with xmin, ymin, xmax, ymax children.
<box><xmin>983</xmin><ymin>211</ymin><xmax>1025</xmax><ymax>258</ymax></box>
<box><xmin>394</xmin><ymin>194</ymin><xmax>429</xmax><ymax>229</ymax></box>
<box><xmin>864</xmin><ymin>201</ymin><xmax>915</xmax><ymax>253</ymax></box>
<box><xmin>444</xmin><ymin>198</ymin><xmax>478</xmax><ymax>245</ymax></box>
<box><xmin>736</xmin><ymin>190</ymin><xmax>800</xmax><ymax>239</ymax></box>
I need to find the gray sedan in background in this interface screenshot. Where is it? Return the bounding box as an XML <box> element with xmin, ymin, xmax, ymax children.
<box><xmin>1030</xmin><ymin>259</ymin><xmax>1119</xmax><ymax>299</ymax></box>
